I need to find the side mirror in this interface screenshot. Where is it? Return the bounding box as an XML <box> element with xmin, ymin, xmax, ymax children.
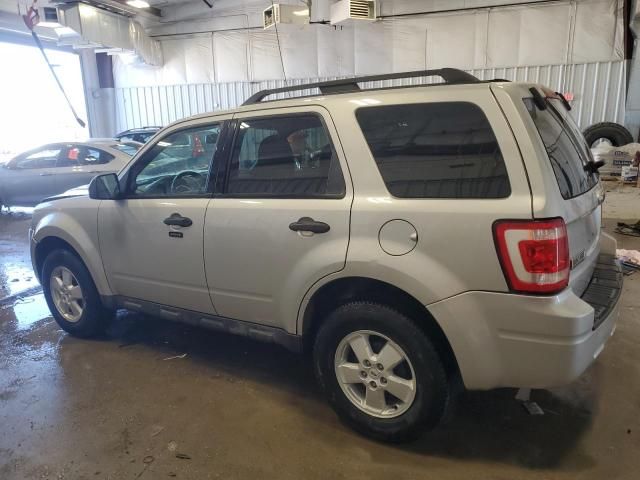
<box><xmin>89</xmin><ymin>173</ymin><xmax>122</xmax><ymax>200</ymax></box>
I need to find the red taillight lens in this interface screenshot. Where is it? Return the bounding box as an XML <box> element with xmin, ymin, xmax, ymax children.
<box><xmin>493</xmin><ymin>218</ymin><xmax>569</xmax><ymax>294</ymax></box>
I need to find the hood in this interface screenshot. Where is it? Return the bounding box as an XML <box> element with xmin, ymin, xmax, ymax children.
<box><xmin>41</xmin><ymin>185</ymin><xmax>89</xmax><ymax>203</ymax></box>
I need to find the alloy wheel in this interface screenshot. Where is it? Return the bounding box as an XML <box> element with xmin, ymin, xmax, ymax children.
<box><xmin>334</xmin><ymin>330</ymin><xmax>417</xmax><ymax>418</ymax></box>
<box><xmin>50</xmin><ymin>266</ymin><xmax>85</xmax><ymax>323</ymax></box>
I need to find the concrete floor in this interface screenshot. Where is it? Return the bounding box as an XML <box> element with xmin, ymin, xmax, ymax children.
<box><xmin>1</xmin><ymin>195</ymin><xmax>639</xmax><ymax>479</ymax></box>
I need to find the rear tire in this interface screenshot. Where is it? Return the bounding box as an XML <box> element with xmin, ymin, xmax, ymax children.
<box><xmin>583</xmin><ymin>122</ymin><xmax>634</xmax><ymax>148</ymax></box>
<box><xmin>313</xmin><ymin>302</ymin><xmax>449</xmax><ymax>442</ymax></box>
<box><xmin>42</xmin><ymin>249</ymin><xmax>111</xmax><ymax>338</ymax></box>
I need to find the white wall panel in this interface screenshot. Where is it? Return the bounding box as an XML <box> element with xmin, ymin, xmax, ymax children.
<box><xmin>389</xmin><ymin>18</ymin><xmax>426</xmax><ymax>71</ymax></box>
<box><xmin>354</xmin><ymin>21</ymin><xmax>393</xmax><ymax>75</ymax></box>
<box><xmin>249</xmin><ymin>30</ymin><xmax>284</xmax><ymax>80</ymax></box>
<box><xmin>278</xmin><ymin>26</ymin><xmax>319</xmax><ymax>79</ymax></box>
<box><xmin>317</xmin><ymin>25</ymin><xmax>355</xmax><ymax>77</ymax></box>
<box><xmin>425</xmin><ymin>13</ymin><xmax>479</xmax><ymax>69</ymax></box>
<box><xmin>115</xmin><ymin>0</ymin><xmax>624</xmax><ymax>87</ymax></box>
<box><xmin>213</xmin><ymin>31</ymin><xmax>249</xmax><ymax>82</ymax></box>
<box><xmin>518</xmin><ymin>5</ymin><xmax>571</xmax><ymax>66</ymax></box>
<box><xmin>113</xmin><ymin>61</ymin><xmax>626</xmax><ymax>134</ymax></box>
<box><xmin>573</xmin><ymin>0</ymin><xmax>623</xmax><ymax>63</ymax></box>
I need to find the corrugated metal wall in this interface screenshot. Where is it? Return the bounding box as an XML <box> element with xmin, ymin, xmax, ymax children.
<box><xmin>113</xmin><ymin>61</ymin><xmax>626</xmax><ymax>133</ymax></box>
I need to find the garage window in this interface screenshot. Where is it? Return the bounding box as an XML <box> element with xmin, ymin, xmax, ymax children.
<box><xmin>226</xmin><ymin>115</ymin><xmax>345</xmax><ymax>197</ymax></box>
<box><xmin>356</xmin><ymin>102</ymin><xmax>510</xmax><ymax>199</ymax></box>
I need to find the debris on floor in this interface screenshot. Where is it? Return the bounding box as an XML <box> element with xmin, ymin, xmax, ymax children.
<box><xmin>617</xmin><ymin>249</ymin><xmax>640</xmax><ymax>275</ymax></box>
<box><xmin>522</xmin><ymin>401</ymin><xmax>545</xmax><ymax>416</ymax></box>
<box><xmin>175</xmin><ymin>453</ymin><xmax>191</xmax><ymax>460</ymax></box>
<box><xmin>163</xmin><ymin>353</ymin><xmax>187</xmax><ymax>361</ymax></box>
<box><xmin>515</xmin><ymin>388</ymin><xmax>545</xmax><ymax>415</ymax></box>
<box><xmin>616</xmin><ymin>222</ymin><xmax>640</xmax><ymax>237</ymax></box>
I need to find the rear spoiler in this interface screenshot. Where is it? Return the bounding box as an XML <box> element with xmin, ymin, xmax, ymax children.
<box><xmin>529</xmin><ymin>86</ymin><xmax>572</xmax><ymax>111</ymax></box>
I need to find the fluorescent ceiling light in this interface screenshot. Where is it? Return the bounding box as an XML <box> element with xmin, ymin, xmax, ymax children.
<box><xmin>293</xmin><ymin>8</ymin><xmax>309</xmax><ymax>16</ymax></box>
<box><xmin>127</xmin><ymin>0</ymin><xmax>150</xmax><ymax>8</ymax></box>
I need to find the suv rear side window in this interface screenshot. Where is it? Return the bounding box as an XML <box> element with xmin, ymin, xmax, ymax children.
<box><xmin>356</xmin><ymin>102</ymin><xmax>510</xmax><ymax>199</ymax></box>
<box><xmin>524</xmin><ymin>98</ymin><xmax>597</xmax><ymax>199</ymax></box>
<box><xmin>226</xmin><ymin>114</ymin><xmax>345</xmax><ymax>197</ymax></box>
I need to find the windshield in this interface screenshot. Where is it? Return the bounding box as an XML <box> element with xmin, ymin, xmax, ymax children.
<box><xmin>524</xmin><ymin>97</ymin><xmax>598</xmax><ymax>199</ymax></box>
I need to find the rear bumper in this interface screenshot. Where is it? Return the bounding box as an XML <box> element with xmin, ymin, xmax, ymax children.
<box><xmin>429</xmin><ymin>254</ymin><xmax>622</xmax><ymax>390</ymax></box>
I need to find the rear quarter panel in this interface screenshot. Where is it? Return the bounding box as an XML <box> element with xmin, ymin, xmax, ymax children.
<box><xmin>491</xmin><ymin>83</ymin><xmax>602</xmax><ymax>295</ymax></box>
<box><xmin>298</xmin><ymin>85</ymin><xmax>534</xmax><ymax>322</ymax></box>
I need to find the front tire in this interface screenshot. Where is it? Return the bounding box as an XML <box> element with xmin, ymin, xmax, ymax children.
<box><xmin>313</xmin><ymin>302</ymin><xmax>449</xmax><ymax>442</ymax></box>
<box><xmin>42</xmin><ymin>249</ymin><xmax>111</xmax><ymax>338</ymax></box>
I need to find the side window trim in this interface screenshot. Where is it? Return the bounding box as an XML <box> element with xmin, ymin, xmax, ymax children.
<box><xmin>210</xmin><ymin>119</ymin><xmax>236</xmax><ymax>195</ymax></box>
<box><xmin>219</xmin><ymin>111</ymin><xmax>346</xmax><ymax>199</ymax></box>
<box><xmin>123</xmin><ymin>121</ymin><xmax>225</xmax><ymax>199</ymax></box>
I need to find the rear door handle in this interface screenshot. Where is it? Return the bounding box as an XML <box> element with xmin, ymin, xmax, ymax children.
<box><xmin>289</xmin><ymin>217</ymin><xmax>330</xmax><ymax>234</ymax></box>
<box><xmin>39</xmin><ymin>172</ymin><xmax>54</xmax><ymax>176</ymax></box>
<box><xmin>163</xmin><ymin>213</ymin><xmax>193</xmax><ymax>228</ymax></box>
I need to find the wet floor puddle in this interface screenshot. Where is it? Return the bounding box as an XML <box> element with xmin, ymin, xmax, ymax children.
<box><xmin>0</xmin><ymin>262</ymin><xmax>39</xmax><ymax>297</ymax></box>
<box><xmin>1</xmin><ymin>293</ymin><xmax>52</xmax><ymax>330</ymax></box>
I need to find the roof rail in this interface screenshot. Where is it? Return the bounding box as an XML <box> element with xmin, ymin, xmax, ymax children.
<box><xmin>242</xmin><ymin>68</ymin><xmax>480</xmax><ymax>105</ymax></box>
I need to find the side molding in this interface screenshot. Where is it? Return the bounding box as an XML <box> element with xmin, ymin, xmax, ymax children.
<box><xmin>109</xmin><ymin>295</ymin><xmax>303</xmax><ymax>352</ymax></box>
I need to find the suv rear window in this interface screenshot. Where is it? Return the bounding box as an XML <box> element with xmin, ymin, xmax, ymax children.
<box><xmin>524</xmin><ymin>98</ymin><xmax>597</xmax><ymax>199</ymax></box>
<box><xmin>355</xmin><ymin>102</ymin><xmax>510</xmax><ymax>199</ymax></box>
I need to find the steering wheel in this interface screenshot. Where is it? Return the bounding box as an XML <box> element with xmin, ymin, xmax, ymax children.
<box><xmin>170</xmin><ymin>171</ymin><xmax>205</xmax><ymax>194</ymax></box>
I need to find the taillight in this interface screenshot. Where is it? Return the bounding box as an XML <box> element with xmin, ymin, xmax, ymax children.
<box><xmin>493</xmin><ymin>218</ymin><xmax>569</xmax><ymax>294</ymax></box>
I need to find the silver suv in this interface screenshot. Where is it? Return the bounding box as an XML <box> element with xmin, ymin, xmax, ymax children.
<box><xmin>29</xmin><ymin>69</ymin><xmax>623</xmax><ymax>442</ymax></box>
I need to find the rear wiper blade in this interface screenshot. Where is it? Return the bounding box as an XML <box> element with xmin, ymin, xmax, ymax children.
<box><xmin>584</xmin><ymin>159</ymin><xmax>606</xmax><ymax>173</ymax></box>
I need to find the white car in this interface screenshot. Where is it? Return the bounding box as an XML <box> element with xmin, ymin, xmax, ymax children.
<box><xmin>0</xmin><ymin>140</ymin><xmax>140</xmax><ymax>208</ymax></box>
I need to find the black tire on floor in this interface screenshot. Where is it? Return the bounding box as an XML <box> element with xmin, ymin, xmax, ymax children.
<box><xmin>42</xmin><ymin>249</ymin><xmax>111</xmax><ymax>338</ymax></box>
<box><xmin>583</xmin><ymin>122</ymin><xmax>634</xmax><ymax>148</ymax></box>
<box><xmin>313</xmin><ymin>302</ymin><xmax>449</xmax><ymax>443</ymax></box>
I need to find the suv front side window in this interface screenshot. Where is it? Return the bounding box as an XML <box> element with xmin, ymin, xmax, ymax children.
<box><xmin>226</xmin><ymin>114</ymin><xmax>345</xmax><ymax>197</ymax></box>
<box><xmin>128</xmin><ymin>124</ymin><xmax>220</xmax><ymax>198</ymax></box>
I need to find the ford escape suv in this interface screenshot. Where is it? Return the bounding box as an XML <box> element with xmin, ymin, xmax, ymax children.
<box><xmin>30</xmin><ymin>69</ymin><xmax>622</xmax><ymax>442</ymax></box>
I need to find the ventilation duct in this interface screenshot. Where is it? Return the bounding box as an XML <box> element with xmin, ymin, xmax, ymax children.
<box><xmin>56</xmin><ymin>3</ymin><xmax>162</xmax><ymax>66</ymax></box>
<box><xmin>263</xmin><ymin>3</ymin><xmax>310</xmax><ymax>29</ymax></box>
<box><xmin>330</xmin><ymin>0</ymin><xmax>376</xmax><ymax>25</ymax></box>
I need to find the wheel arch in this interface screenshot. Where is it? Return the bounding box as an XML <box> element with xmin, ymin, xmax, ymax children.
<box><xmin>300</xmin><ymin>276</ymin><xmax>461</xmax><ymax>381</ymax></box>
<box><xmin>32</xmin><ymin>221</ymin><xmax>112</xmax><ymax>297</ymax></box>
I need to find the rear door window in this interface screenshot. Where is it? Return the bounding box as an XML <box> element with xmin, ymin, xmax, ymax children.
<box><xmin>57</xmin><ymin>146</ymin><xmax>114</xmax><ymax>167</ymax></box>
<box><xmin>524</xmin><ymin>98</ymin><xmax>597</xmax><ymax>199</ymax></box>
<box><xmin>355</xmin><ymin>102</ymin><xmax>510</xmax><ymax>199</ymax></box>
<box><xmin>14</xmin><ymin>147</ymin><xmax>61</xmax><ymax>169</ymax></box>
<box><xmin>226</xmin><ymin>115</ymin><xmax>345</xmax><ymax>197</ymax></box>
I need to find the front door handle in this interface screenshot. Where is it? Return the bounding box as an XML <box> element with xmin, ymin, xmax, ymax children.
<box><xmin>164</xmin><ymin>213</ymin><xmax>193</xmax><ymax>228</ymax></box>
<box><xmin>289</xmin><ymin>217</ymin><xmax>330</xmax><ymax>234</ymax></box>
<box><xmin>39</xmin><ymin>172</ymin><xmax>54</xmax><ymax>176</ymax></box>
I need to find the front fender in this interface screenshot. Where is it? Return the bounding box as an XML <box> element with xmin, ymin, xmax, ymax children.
<box><xmin>32</xmin><ymin>206</ymin><xmax>112</xmax><ymax>297</ymax></box>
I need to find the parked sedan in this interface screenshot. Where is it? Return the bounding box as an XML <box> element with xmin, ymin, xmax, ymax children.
<box><xmin>114</xmin><ymin>126</ymin><xmax>161</xmax><ymax>144</ymax></box>
<box><xmin>0</xmin><ymin>140</ymin><xmax>140</xmax><ymax>208</ymax></box>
